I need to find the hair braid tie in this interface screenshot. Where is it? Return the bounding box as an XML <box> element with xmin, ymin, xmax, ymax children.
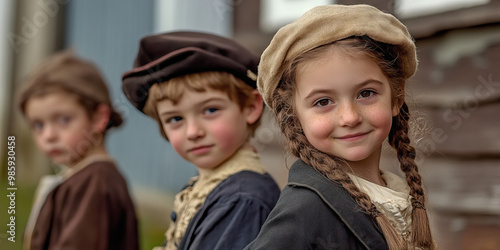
<box><xmin>369</xmin><ymin>204</ymin><xmax>381</xmax><ymax>217</ymax></box>
<box><xmin>411</xmin><ymin>200</ymin><xmax>425</xmax><ymax>210</ymax></box>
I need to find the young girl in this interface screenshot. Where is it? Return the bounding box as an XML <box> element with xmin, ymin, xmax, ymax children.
<box><xmin>19</xmin><ymin>51</ymin><xmax>139</xmax><ymax>250</ymax></box>
<box><xmin>246</xmin><ymin>4</ymin><xmax>436</xmax><ymax>250</ymax></box>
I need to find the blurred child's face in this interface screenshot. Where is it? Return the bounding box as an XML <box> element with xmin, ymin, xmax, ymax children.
<box><xmin>25</xmin><ymin>91</ymin><xmax>99</xmax><ymax>167</ymax></box>
<box><xmin>294</xmin><ymin>51</ymin><xmax>398</xmax><ymax>168</ymax></box>
<box><xmin>156</xmin><ymin>87</ymin><xmax>257</xmax><ymax>169</ymax></box>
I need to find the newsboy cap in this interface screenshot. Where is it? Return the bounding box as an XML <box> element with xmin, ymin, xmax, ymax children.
<box><xmin>258</xmin><ymin>4</ymin><xmax>417</xmax><ymax>109</ymax></box>
<box><xmin>122</xmin><ymin>31</ymin><xmax>259</xmax><ymax>112</ymax></box>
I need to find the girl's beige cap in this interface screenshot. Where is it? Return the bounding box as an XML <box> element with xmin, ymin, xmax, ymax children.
<box><xmin>258</xmin><ymin>4</ymin><xmax>417</xmax><ymax>108</ymax></box>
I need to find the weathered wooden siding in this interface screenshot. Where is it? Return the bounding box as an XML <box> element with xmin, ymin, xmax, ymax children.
<box><xmin>408</xmin><ymin>23</ymin><xmax>500</xmax><ymax>249</ymax></box>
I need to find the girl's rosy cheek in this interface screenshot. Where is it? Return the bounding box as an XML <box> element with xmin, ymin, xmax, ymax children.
<box><xmin>370</xmin><ymin>108</ymin><xmax>393</xmax><ymax>129</ymax></box>
<box><xmin>308</xmin><ymin>119</ymin><xmax>333</xmax><ymax>137</ymax></box>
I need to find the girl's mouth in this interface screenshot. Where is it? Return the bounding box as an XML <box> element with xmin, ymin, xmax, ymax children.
<box><xmin>336</xmin><ymin>132</ymin><xmax>370</xmax><ymax>141</ymax></box>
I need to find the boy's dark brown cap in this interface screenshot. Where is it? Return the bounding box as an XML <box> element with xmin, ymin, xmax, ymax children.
<box><xmin>122</xmin><ymin>31</ymin><xmax>259</xmax><ymax>112</ymax></box>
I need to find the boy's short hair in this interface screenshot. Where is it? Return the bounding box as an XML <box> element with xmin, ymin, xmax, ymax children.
<box><xmin>143</xmin><ymin>71</ymin><xmax>262</xmax><ymax>139</ymax></box>
<box><xmin>18</xmin><ymin>50</ymin><xmax>123</xmax><ymax>130</ymax></box>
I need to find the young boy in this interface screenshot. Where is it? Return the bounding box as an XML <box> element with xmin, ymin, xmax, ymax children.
<box><xmin>18</xmin><ymin>51</ymin><xmax>139</xmax><ymax>250</ymax></box>
<box><xmin>122</xmin><ymin>31</ymin><xmax>280</xmax><ymax>250</ymax></box>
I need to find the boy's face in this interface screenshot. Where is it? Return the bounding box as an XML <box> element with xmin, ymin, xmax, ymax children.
<box><xmin>25</xmin><ymin>91</ymin><xmax>99</xmax><ymax>167</ymax></box>
<box><xmin>156</xmin><ymin>87</ymin><xmax>260</xmax><ymax>170</ymax></box>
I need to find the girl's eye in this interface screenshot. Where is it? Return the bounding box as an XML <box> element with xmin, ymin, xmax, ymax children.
<box><xmin>167</xmin><ymin>117</ymin><xmax>182</xmax><ymax>124</ymax></box>
<box><xmin>204</xmin><ymin>107</ymin><xmax>219</xmax><ymax>115</ymax></box>
<box><xmin>358</xmin><ymin>90</ymin><xmax>376</xmax><ymax>99</ymax></box>
<box><xmin>314</xmin><ymin>98</ymin><xmax>333</xmax><ymax>107</ymax></box>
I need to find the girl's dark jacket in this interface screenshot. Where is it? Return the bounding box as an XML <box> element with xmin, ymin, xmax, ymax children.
<box><xmin>245</xmin><ymin>159</ymin><xmax>389</xmax><ymax>250</ymax></box>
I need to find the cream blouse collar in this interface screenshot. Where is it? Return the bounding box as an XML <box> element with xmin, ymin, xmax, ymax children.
<box><xmin>348</xmin><ymin>171</ymin><xmax>413</xmax><ymax>238</ymax></box>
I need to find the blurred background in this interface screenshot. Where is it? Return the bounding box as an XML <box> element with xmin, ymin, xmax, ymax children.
<box><xmin>1</xmin><ymin>0</ymin><xmax>499</xmax><ymax>249</ymax></box>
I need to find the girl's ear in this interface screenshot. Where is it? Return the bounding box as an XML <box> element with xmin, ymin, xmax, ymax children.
<box><xmin>93</xmin><ymin>104</ymin><xmax>111</xmax><ymax>132</ymax></box>
<box><xmin>244</xmin><ymin>90</ymin><xmax>264</xmax><ymax>125</ymax></box>
<box><xmin>392</xmin><ymin>99</ymin><xmax>403</xmax><ymax>117</ymax></box>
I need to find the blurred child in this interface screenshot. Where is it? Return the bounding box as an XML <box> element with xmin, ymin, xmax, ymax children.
<box><xmin>122</xmin><ymin>31</ymin><xmax>280</xmax><ymax>250</ymax></box>
<box><xmin>19</xmin><ymin>51</ymin><xmax>139</xmax><ymax>250</ymax></box>
<box><xmin>246</xmin><ymin>4</ymin><xmax>437</xmax><ymax>250</ymax></box>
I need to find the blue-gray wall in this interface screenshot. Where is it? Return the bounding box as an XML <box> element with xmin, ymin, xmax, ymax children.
<box><xmin>64</xmin><ymin>0</ymin><xmax>200</xmax><ymax>192</ymax></box>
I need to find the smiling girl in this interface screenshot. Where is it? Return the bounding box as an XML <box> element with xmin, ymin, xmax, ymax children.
<box><xmin>246</xmin><ymin>4</ymin><xmax>437</xmax><ymax>250</ymax></box>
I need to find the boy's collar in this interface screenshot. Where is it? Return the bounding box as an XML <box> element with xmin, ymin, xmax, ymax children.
<box><xmin>197</xmin><ymin>147</ymin><xmax>265</xmax><ymax>180</ymax></box>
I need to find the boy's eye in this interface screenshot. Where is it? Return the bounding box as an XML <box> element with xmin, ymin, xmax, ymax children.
<box><xmin>358</xmin><ymin>90</ymin><xmax>376</xmax><ymax>99</ymax></box>
<box><xmin>314</xmin><ymin>98</ymin><xmax>333</xmax><ymax>107</ymax></box>
<box><xmin>167</xmin><ymin>116</ymin><xmax>182</xmax><ymax>124</ymax></box>
<box><xmin>204</xmin><ymin>107</ymin><xmax>219</xmax><ymax>115</ymax></box>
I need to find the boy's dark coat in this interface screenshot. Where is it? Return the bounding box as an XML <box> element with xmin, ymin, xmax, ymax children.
<box><xmin>176</xmin><ymin>171</ymin><xmax>280</xmax><ymax>250</ymax></box>
<box><xmin>245</xmin><ymin>159</ymin><xmax>389</xmax><ymax>250</ymax></box>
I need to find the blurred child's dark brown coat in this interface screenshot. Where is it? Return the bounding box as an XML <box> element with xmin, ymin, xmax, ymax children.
<box><xmin>29</xmin><ymin>161</ymin><xmax>139</xmax><ymax>250</ymax></box>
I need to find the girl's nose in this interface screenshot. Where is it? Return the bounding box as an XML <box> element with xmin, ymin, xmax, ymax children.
<box><xmin>338</xmin><ymin>103</ymin><xmax>362</xmax><ymax>127</ymax></box>
<box><xmin>186</xmin><ymin>119</ymin><xmax>205</xmax><ymax>140</ymax></box>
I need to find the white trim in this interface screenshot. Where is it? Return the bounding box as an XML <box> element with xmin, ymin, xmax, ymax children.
<box><xmin>154</xmin><ymin>0</ymin><xmax>178</xmax><ymax>33</ymax></box>
<box><xmin>153</xmin><ymin>0</ymin><xmax>232</xmax><ymax>37</ymax></box>
<box><xmin>260</xmin><ymin>0</ymin><xmax>335</xmax><ymax>33</ymax></box>
<box><xmin>396</xmin><ymin>0</ymin><xmax>490</xmax><ymax>18</ymax></box>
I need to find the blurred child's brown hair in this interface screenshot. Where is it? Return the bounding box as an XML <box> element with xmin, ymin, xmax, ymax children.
<box><xmin>18</xmin><ymin>50</ymin><xmax>123</xmax><ymax>131</ymax></box>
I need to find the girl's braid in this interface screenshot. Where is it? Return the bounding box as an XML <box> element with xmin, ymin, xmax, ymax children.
<box><xmin>389</xmin><ymin>102</ymin><xmax>434</xmax><ymax>249</ymax></box>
